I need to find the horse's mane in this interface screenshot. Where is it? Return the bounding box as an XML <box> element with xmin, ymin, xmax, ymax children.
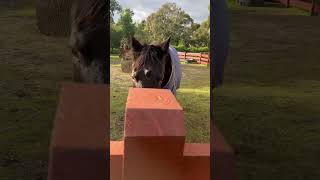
<box><xmin>72</xmin><ymin>0</ymin><xmax>107</xmax><ymax>30</ymax></box>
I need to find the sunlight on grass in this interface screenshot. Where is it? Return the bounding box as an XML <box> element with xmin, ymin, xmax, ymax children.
<box><xmin>178</xmin><ymin>88</ymin><xmax>209</xmax><ymax>95</ymax></box>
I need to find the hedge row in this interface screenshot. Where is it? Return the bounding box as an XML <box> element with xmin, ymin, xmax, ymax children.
<box><xmin>173</xmin><ymin>46</ymin><xmax>209</xmax><ymax>53</ymax></box>
<box><xmin>110</xmin><ymin>48</ymin><xmax>120</xmax><ymax>55</ymax></box>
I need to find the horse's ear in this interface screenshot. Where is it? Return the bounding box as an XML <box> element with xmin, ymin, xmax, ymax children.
<box><xmin>160</xmin><ymin>37</ymin><xmax>170</xmax><ymax>52</ymax></box>
<box><xmin>131</xmin><ymin>37</ymin><xmax>143</xmax><ymax>52</ymax></box>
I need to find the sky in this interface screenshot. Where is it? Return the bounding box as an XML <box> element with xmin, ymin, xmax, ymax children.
<box><xmin>114</xmin><ymin>0</ymin><xmax>210</xmax><ymax>23</ymax></box>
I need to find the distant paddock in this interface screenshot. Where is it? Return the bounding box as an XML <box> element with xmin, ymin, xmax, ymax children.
<box><xmin>178</xmin><ymin>52</ymin><xmax>210</xmax><ymax>65</ymax></box>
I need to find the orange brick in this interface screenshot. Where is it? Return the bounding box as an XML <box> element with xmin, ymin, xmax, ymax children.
<box><xmin>110</xmin><ymin>141</ymin><xmax>124</xmax><ymax>180</ymax></box>
<box><xmin>124</xmin><ymin>88</ymin><xmax>185</xmax><ymax>137</ymax></box>
<box><xmin>183</xmin><ymin>143</ymin><xmax>210</xmax><ymax>180</ymax></box>
<box><xmin>123</xmin><ymin>88</ymin><xmax>185</xmax><ymax>180</ymax></box>
<box><xmin>48</xmin><ymin>83</ymin><xmax>109</xmax><ymax>180</ymax></box>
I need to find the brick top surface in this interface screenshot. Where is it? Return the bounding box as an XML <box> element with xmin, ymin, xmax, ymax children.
<box><xmin>126</xmin><ymin>88</ymin><xmax>183</xmax><ymax>110</ymax></box>
<box><xmin>110</xmin><ymin>141</ymin><xmax>124</xmax><ymax>155</ymax></box>
<box><xmin>125</xmin><ymin>88</ymin><xmax>185</xmax><ymax>137</ymax></box>
<box><xmin>184</xmin><ymin>143</ymin><xmax>210</xmax><ymax>156</ymax></box>
<box><xmin>51</xmin><ymin>83</ymin><xmax>109</xmax><ymax>149</ymax></box>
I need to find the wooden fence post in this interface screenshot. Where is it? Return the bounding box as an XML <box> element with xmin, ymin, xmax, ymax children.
<box><xmin>177</xmin><ymin>51</ymin><xmax>211</xmax><ymax>65</ymax></box>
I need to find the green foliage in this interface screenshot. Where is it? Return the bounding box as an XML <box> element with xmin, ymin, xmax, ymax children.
<box><xmin>190</xmin><ymin>20</ymin><xmax>210</xmax><ymax>47</ymax></box>
<box><xmin>174</xmin><ymin>45</ymin><xmax>209</xmax><ymax>53</ymax></box>
<box><xmin>134</xmin><ymin>20</ymin><xmax>149</xmax><ymax>44</ymax></box>
<box><xmin>110</xmin><ymin>48</ymin><xmax>120</xmax><ymax>54</ymax></box>
<box><xmin>110</xmin><ymin>23</ymin><xmax>122</xmax><ymax>49</ymax></box>
<box><xmin>144</xmin><ymin>3</ymin><xmax>193</xmax><ymax>46</ymax></box>
<box><xmin>110</xmin><ymin>7</ymin><xmax>135</xmax><ymax>49</ymax></box>
<box><xmin>110</xmin><ymin>0</ymin><xmax>122</xmax><ymax>22</ymax></box>
<box><xmin>132</xmin><ymin>2</ymin><xmax>210</xmax><ymax>50</ymax></box>
<box><xmin>189</xmin><ymin>46</ymin><xmax>209</xmax><ymax>53</ymax></box>
<box><xmin>110</xmin><ymin>0</ymin><xmax>123</xmax><ymax>49</ymax></box>
<box><xmin>110</xmin><ymin>2</ymin><xmax>210</xmax><ymax>52</ymax></box>
<box><xmin>117</xmin><ymin>8</ymin><xmax>135</xmax><ymax>39</ymax></box>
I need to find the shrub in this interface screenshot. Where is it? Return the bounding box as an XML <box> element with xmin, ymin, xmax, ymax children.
<box><xmin>173</xmin><ymin>46</ymin><xmax>209</xmax><ymax>53</ymax></box>
<box><xmin>111</xmin><ymin>48</ymin><xmax>120</xmax><ymax>54</ymax></box>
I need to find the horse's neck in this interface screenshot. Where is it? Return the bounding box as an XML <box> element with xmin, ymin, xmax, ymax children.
<box><xmin>161</xmin><ymin>54</ymin><xmax>172</xmax><ymax>88</ymax></box>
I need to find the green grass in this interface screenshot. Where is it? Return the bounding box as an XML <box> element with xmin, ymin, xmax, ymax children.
<box><xmin>110</xmin><ymin>56</ymin><xmax>210</xmax><ymax>143</ymax></box>
<box><xmin>227</xmin><ymin>0</ymin><xmax>310</xmax><ymax>16</ymax></box>
<box><xmin>0</xmin><ymin>6</ymin><xmax>72</xmax><ymax>180</ymax></box>
<box><xmin>0</xmin><ymin>7</ymin><xmax>35</xmax><ymax>17</ymax></box>
<box><xmin>214</xmin><ymin>3</ymin><xmax>320</xmax><ymax>180</ymax></box>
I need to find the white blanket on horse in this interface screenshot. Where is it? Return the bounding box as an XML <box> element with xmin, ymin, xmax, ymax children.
<box><xmin>163</xmin><ymin>46</ymin><xmax>182</xmax><ymax>95</ymax></box>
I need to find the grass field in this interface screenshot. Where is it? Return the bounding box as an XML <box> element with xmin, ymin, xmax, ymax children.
<box><xmin>110</xmin><ymin>55</ymin><xmax>210</xmax><ymax>142</ymax></box>
<box><xmin>215</xmin><ymin>1</ymin><xmax>320</xmax><ymax>180</ymax></box>
<box><xmin>0</xmin><ymin>7</ymin><xmax>72</xmax><ymax>180</ymax></box>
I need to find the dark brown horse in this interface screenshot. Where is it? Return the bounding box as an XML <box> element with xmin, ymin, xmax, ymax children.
<box><xmin>130</xmin><ymin>37</ymin><xmax>181</xmax><ymax>95</ymax></box>
<box><xmin>69</xmin><ymin>0</ymin><xmax>109</xmax><ymax>84</ymax></box>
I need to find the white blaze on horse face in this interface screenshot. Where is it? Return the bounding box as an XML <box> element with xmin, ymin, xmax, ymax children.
<box><xmin>136</xmin><ymin>81</ymin><xmax>143</xmax><ymax>88</ymax></box>
<box><xmin>144</xmin><ymin>68</ymin><xmax>150</xmax><ymax>76</ymax></box>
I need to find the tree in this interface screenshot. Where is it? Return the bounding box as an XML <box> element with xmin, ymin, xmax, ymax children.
<box><xmin>110</xmin><ymin>8</ymin><xmax>135</xmax><ymax>49</ymax></box>
<box><xmin>189</xmin><ymin>4</ymin><xmax>210</xmax><ymax>48</ymax></box>
<box><xmin>110</xmin><ymin>0</ymin><xmax>122</xmax><ymax>49</ymax></box>
<box><xmin>110</xmin><ymin>23</ymin><xmax>122</xmax><ymax>49</ymax></box>
<box><xmin>181</xmin><ymin>22</ymin><xmax>200</xmax><ymax>48</ymax></box>
<box><xmin>191</xmin><ymin>20</ymin><xmax>209</xmax><ymax>47</ymax></box>
<box><xmin>134</xmin><ymin>20</ymin><xmax>148</xmax><ymax>44</ymax></box>
<box><xmin>144</xmin><ymin>3</ymin><xmax>193</xmax><ymax>46</ymax></box>
<box><xmin>110</xmin><ymin>0</ymin><xmax>121</xmax><ymax>23</ymax></box>
<box><xmin>117</xmin><ymin>8</ymin><xmax>135</xmax><ymax>39</ymax></box>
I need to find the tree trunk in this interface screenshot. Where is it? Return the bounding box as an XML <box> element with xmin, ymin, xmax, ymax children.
<box><xmin>36</xmin><ymin>0</ymin><xmax>73</xmax><ymax>37</ymax></box>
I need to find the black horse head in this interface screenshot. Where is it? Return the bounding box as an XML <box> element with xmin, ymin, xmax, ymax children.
<box><xmin>69</xmin><ymin>0</ymin><xmax>109</xmax><ymax>84</ymax></box>
<box><xmin>130</xmin><ymin>37</ymin><xmax>172</xmax><ymax>88</ymax></box>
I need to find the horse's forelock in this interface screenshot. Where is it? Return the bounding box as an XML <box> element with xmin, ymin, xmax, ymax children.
<box><xmin>133</xmin><ymin>45</ymin><xmax>164</xmax><ymax>71</ymax></box>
